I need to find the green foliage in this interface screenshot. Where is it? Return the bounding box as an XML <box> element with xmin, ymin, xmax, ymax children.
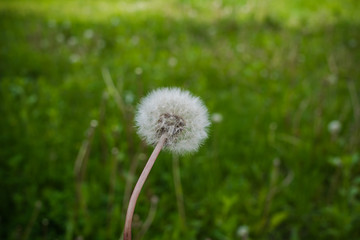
<box><xmin>1</xmin><ymin>0</ymin><xmax>360</xmax><ymax>239</ymax></box>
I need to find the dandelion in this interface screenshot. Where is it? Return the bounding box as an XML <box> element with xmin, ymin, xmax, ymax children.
<box><xmin>83</xmin><ymin>29</ymin><xmax>94</xmax><ymax>39</ymax></box>
<box><xmin>327</xmin><ymin>74</ymin><xmax>338</xmax><ymax>85</ymax></box>
<box><xmin>67</xmin><ymin>36</ymin><xmax>78</xmax><ymax>46</ymax></box>
<box><xmin>211</xmin><ymin>112</ymin><xmax>223</xmax><ymax>123</ymax></box>
<box><xmin>123</xmin><ymin>87</ymin><xmax>210</xmax><ymax>240</ymax></box>
<box><xmin>236</xmin><ymin>225</ymin><xmax>249</xmax><ymax>240</ymax></box>
<box><xmin>329</xmin><ymin>156</ymin><xmax>342</xmax><ymax>167</ymax></box>
<box><xmin>328</xmin><ymin>120</ymin><xmax>341</xmax><ymax>135</ymax></box>
<box><xmin>56</xmin><ymin>34</ymin><xmax>65</xmax><ymax>43</ymax></box>
<box><xmin>134</xmin><ymin>67</ymin><xmax>143</xmax><ymax>75</ymax></box>
<box><xmin>47</xmin><ymin>19</ymin><xmax>56</xmax><ymax>28</ymax></box>
<box><xmin>111</xmin><ymin>17</ymin><xmax>120</xmax><ymax>26</ymax></box>
<box><xmin>168</xmin><ymin>57</ymin><xmax>178</xmax><ymax>67</ymax></box>
<box><xmin>125</xmin><ymin>91</ymin><xmax>135</xmax><ymax>104</ymax></box>
<box><xmin>97</xmin><ymin>39</ymin><xmax>106</xmax><ymax>49</ymax></box>
<box><xmin>69</xmin><ymin>54</ymin><xmax>80</xmax><ymax>63</ymax></box>
<box><xmin>40</xmin><ymin>39</ymin><xmax>50</xmax><ymax>49</ymax></box>
<box><xmin>63</xmin><ymin>20</ymin><xmax>71</xmax><ymax>29</ymax></box>
<box><xmin>130</xmin><ymin>35</ymin><xmax>140</xmax><ymax>45</ymax></box>
<box><xmin>135</xmin><ymin>88</ymin><xmax>210</xmax><ymax>154</ymax></box>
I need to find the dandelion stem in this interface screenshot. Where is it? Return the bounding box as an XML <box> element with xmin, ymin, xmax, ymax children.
<box><xmin>123</xmin><ymin>134</ymin><xmax>167</xmax><ymax>240</ymax></box>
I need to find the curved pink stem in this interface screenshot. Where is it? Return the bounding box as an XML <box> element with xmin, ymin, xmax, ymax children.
<box><xmin>123</xmin><ymin>134</ymin><xmax>167</xmax><ymax>240</ymax></box>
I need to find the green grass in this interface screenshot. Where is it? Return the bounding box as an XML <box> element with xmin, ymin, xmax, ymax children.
<box><xmin>1</xmin><ymin>0</ymin><xmax>360</xmax><ymax>239</ymax></box>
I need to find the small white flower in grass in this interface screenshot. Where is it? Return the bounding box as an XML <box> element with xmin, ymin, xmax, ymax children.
<box><xmin>328</xmin><ymin>120</ymin><xmax>341</xmax><ymax>135</ymax></box>
<box><xmin>211</xmin><ymin>112</ymin><xmax>223</xmax><ymax>123</ymax></box>
<box><xmin>134</xmin><ymin>67</ymin><xmax>143</xmax><ymax>75</ymax></box>
<box><xmin>131</xmin><ymin>35</ymin><xmax>140</xmax><ymax>45</ymax></box>
<box><xmin>83</xmin><ymin>29</ymin><xmax>94</xmax><ymax>39</ymax></box>
<box><xmin>168</xmin><ymin>57</ymin><xmax>178</xmax><ymax>67</ymax></box>
<box><xmin>63</xmin><ymin>20</ymin><xmax>71</xmax><ymax>29</ymax></box>
<box><xmin>236</xmin><ymin>225</ymin><xmax>249</xmax><ymax>239</ymax></box>
<box><xmin>47</xmin><ymin>20</ymin><xmax>56</xmax><ymax>28</ymax></box>
<box><xmin>97</xmin><ymin>39</ymin><xmax>106</xmax><ymax>49</ymax></box>
<box><xmin>111</xmin><ymin>17</ymin><xmax>120</xmax><ymax>26</ymax></box>
<box><xmin>68</xmin><ymin>36</ymin><xmax>78</xmax><ymax>46</ymax></box>
<box><xmin>135</xmin><ymin>87</ymin><xmax>210</xmax><ymax>154</ymax></box>
<box><xmin>56</xmin><ymin>34</ymin><xmax>65</xmax><ymax>43</ymax></box>
<box><xmin>69</xmin><ymin>54</ymin><xmax>80</xmax><ymax>63</ymax></box>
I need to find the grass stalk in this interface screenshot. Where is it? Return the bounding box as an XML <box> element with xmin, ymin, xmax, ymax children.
<box><xmin>22</xmin><ymin>201</ymin><xmax>42</xmax><ymax>240</ymax></box>
<box><xmin>135</xmin><ymin>195</ymin><xmax>159</xmax><ymax>240</ymax></box>
<box><xmin>74</xmin><ymin>120</ymin><xmax>97</xmax><ymax>218</ymax></box>
<box><xmin>172</xmin><ymin>154</ymin><xmax>187</xmax><ymax>230</ymax></box>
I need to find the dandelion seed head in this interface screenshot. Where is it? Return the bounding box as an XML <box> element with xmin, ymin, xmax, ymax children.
<box><xmin>211</xmin><ymin>113</ymin><xmax>223</xmax><ymax>123</ymax></box>
<box><xmin>328</xmin><ymin>120</ymin><xmax>341</xmax><ymax>134</ymax></box>
<box><xmin>135</xmin><ymin>67</ymin><xmax>143</xmax><ymax>75</ymax></box>
<box><xmin>47</xmin><ymin>19</ymin><xmax>56</xmax><ymax>28</ymax></box>
<box><xmin>68</xmin><ymin>36</ymin><xmax>78</xmax><ymax>46</ymax></box>
<box><xmin>236</xmin><ymin>225</ymin><xmax>249</xmax><ymax>238</ymax></box>
<box><xmin>329</xmin><ymin>157</ymin><xmax>342</xmax><ymax>167</ymax></box>
<box><xmin>69</xmin><ymin>54</ymin><xmax>80</xmax><ymax>63</ymax></box>
<box><xmin>131</xmin><ymin>35</ymin><xmax>140</xmax><ymax>45</ymax></box>
<box><xmin>97</xmin><ymin>39</ymin><xmax>106</xmax><ymax>49</ymax></box>
<box><xmin>111</xmin><ymin>17</ymin><xmax>120</xmax><ymax>26</ymax></box>
<box><xmin>135</xmin><ymin>88</ymin><xmax>210</xmax><ymax>154</ymax></box>
<box><xmin>83</xmin><ymin>29</ymin><xmax>94</xmax><ymax>39</ymax></box>
<box><xmin>168</xmin><ymin>57</ymin><xmax>178</xmax><ymax>67</ymax></box>
<box><xmin>56</xmin><ymin>34</ymin><xmax>65</xmax><ymax>43</ymax></box>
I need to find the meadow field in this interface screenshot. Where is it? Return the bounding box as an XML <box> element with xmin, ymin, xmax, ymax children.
<box><xmin>1</xmin><ymin>0</ymin><xmax>360</xmax><ymax>239</ymax></box>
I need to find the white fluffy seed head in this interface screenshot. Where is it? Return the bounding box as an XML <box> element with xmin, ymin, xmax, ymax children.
<box><xmin>328</xmin><ymin>120</ymin><xmax>341</xmax><ymax>134</ymax></box>
<box><xmin>135</xmin><ymin>87</ymin><xmax>210</xmax><ymax>154</ymax></box>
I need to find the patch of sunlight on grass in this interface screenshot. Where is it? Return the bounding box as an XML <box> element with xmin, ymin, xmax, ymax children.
<box><xmin>0</xmin><ymin>0</ymin><xmax>175</xmax><ymax>21</ymax></box>
<box><xmin>0</xmin><ymin>0</ymin><xmax>359</xmax><ymax>27</ymax></box>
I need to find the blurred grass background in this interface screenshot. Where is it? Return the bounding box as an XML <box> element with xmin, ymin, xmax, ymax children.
<box><xmin>1</xmin><ymin>0</ymin><xmax>360</xmax><ymax>239</ymax></box>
